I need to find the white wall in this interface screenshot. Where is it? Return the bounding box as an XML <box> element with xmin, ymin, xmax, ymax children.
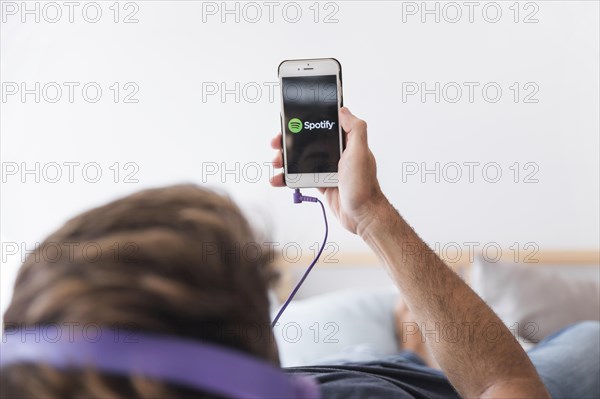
<box><xmin>2</xmin><ymin>1</ymin><xmax>599</xmax><ymax>314</ymax></box>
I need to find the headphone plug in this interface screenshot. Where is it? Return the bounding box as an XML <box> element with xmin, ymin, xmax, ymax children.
<box><xmin>293</xmin><ymin>188</ymin><xmax>318</xmax><ymax>204</ymax></box>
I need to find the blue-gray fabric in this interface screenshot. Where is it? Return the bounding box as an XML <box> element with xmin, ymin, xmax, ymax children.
<box><xmin>286</xmin><ymin>321</ymin><xmax>600</xmax><ymax>399</ymax></box>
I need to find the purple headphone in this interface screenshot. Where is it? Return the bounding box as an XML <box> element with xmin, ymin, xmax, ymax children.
<box><xmin>1</xmin><ymin>328</ymin><xmax>321</xmax><ymax>399</ymax></box>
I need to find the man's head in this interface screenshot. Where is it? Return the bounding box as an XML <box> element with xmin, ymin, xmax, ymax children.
<box><xmin>2</xmin><ymin>185</ymin><xmax>279</xmax><ymax>398</ymax></box>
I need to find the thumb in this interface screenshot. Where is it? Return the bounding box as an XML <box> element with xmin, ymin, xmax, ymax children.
<box><xmin>339</xmin><ymin>107</ymin><xmax>368</xmax><ymax>144</ymax></box>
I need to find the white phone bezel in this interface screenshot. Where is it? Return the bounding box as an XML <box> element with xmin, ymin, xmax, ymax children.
<box><xmin>278</xmin><ymin>58</ymin><xmax>343</xmax><ymax>188</ymax></box>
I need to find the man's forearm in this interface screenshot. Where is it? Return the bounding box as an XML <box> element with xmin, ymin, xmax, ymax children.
<box><xmin>358</xmin><ymin>200</ymin><xmax>549</xmax><ymax>399</ymax></box>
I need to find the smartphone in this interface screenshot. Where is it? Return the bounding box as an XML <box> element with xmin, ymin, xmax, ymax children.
<box><xmin>278</xmin><ymin>58</ymin><xmax>344</xmax><ymax>188</ymax></box>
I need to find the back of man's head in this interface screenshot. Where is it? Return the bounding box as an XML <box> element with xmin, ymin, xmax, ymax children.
<box><xmin>2</xmin><ymin>184</ymin><xmax>278</xmax><ymax>398</ymax></box>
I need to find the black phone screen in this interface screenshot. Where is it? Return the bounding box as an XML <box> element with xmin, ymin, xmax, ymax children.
<box><xmin>282</xmin><ymin>75</ymin><xmax>341</xmax><ymax>174</ymax></box>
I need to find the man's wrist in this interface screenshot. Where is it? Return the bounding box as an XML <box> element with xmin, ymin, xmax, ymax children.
<box><xmin>355</xmin><ymin>195</ymin><xmax>398</xmax><ymax>241</ymax></box>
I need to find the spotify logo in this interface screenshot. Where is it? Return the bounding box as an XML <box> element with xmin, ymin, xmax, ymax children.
<box><xmin>288</xmin><ymin>117</ymin><xmax>336</xmax><ymax>133</ymax></box>
<box><xmin>288</xmin><ymin>118</ymin><xmax>303</xmax><ymax>133</ymax></box>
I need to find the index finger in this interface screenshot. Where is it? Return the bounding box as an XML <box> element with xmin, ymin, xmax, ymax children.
<box><xmin>270</xmin><ymin>133</ymin><xmax>282</xmax><ymax>150</ymax></box>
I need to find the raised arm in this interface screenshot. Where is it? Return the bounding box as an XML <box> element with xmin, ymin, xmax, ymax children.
<box><xmin>270</xmin><ymin>107</ymin><xmax>550</xmax><ymax>399</ymax></box>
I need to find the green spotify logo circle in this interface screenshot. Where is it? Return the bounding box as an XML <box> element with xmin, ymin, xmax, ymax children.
<box><xmin>288</xmin><ymin>118</ymin><xmax>303</xmax><ymax>133</ymax></box>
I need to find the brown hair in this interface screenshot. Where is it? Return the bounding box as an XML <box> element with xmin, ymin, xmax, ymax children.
<box><xmin>1</xmin><ymin>184</ymin><xmax>278</xmax><ymax>398</ymax></box>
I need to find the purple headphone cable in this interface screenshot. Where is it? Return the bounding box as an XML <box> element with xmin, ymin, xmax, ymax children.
<box><xmin>271</xmin><ymin>189</ymin><xmax>329</xmax><ymax>328</ymax></box>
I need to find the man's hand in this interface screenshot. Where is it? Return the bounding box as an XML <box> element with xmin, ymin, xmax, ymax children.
<box><xmin>269</xmin><ymin>107</ymin><xmax>550</xmax><ymax>399</ymax></box>
<box><xmin>270</xmin><ymin>107</ymin><xmax>386</xmax><ymax>235</ymax></box>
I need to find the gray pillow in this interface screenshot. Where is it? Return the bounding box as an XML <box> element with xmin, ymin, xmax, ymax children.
<box><xmin>470</xmin><ymin>257</ymin><xmax>600</xmax><ymax>343</ymax></box>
